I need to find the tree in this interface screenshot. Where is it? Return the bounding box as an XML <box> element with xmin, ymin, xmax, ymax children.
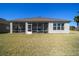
<box><xmin>70</xmin><ymin>26</ymin><xmax>76</xmax><ymax>30</ymax></box>
<box><xmin>74</xmin><ymin>16</ymin><xmax>79</xmax><ymax>30</ymax></box>
<box><xmin>74</xmin><ymin>16</ymin><xmax>79</xmax><ymax>26</ymax></box>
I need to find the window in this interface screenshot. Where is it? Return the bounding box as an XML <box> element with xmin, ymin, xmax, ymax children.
<box><xmin>53</xmin><ymin>27</ymin><xmax>56</xmax><ymax>30</ymax></box>
<box><xmin>53</xmin><ymin>23</ymin><xmax>56</xmax><ymax>30</ymax></box>
<box><xmin>57</xmin><ymin>24</ymin><xmax>60</xmax><ymax>30</ymax></box>
<box><xmin>53</xmin><ymin>23</ymin><xmax>56</xmax><ymax>27</ymax></box>
<box><xmin>53</xmin><ymin>23</ymin><xmax>64</xmax><ymax>30</ymax></box>
<box><xmin>61</xmin><ymin>23</ymin><xmax>64</xmax><ymax>30</ymax></box>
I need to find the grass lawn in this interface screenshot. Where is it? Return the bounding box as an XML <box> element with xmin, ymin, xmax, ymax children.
<box><xmin>0</xmin><ymin>31</ymin><xmax>79</xmax><ymax>56</ymax></box>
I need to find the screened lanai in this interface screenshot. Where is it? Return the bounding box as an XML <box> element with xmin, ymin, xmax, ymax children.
<box><xmin>28</xmin><ymin>22</ymin><xmax>48</xmax><ymax>33</ymax></box>
<box><xmin>12</xmin><ymin>22</ymin><xmax>25</xmax><ymax>33</ymax></box>
<box><xmin>12</xmin><ymin>22</ymin><xmax>48</xmax><ymax>33</ymax></box>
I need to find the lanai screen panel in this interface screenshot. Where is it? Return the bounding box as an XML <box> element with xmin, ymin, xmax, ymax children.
<box><xmin>28</xmin><ymin>22</ymin><xmax>48</xmax><ymax>33</ymax></box>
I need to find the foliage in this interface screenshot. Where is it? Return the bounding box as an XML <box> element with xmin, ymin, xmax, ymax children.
<box><xmin>70</xmin><ymin>26</ymin><xmax>76</xmax><ymax>30</ymax></box>
<box><xmin>74</xmin><ymin>16</ymin><xmax>79</xmax><ymax>22</ymax></box>
<box><xmin>74</xmin><ymin>16</ymin><xmax>79</xmax><ymax>30</ymax></box>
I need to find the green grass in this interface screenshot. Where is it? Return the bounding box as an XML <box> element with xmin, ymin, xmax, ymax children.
<box><xmin>0</xmin><ymin>31</ymin><xmax>79</xmax><ymax>56</ymax></box>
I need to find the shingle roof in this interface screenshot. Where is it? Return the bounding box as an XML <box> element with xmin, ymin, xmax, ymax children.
<box><xmin>0</xmin><ymin>18</ymin><xmax>8</xmax><ymax>24</ymax></box>
<box><xmin>11</xmin><ymin>17</ymin><xmax>70</xmax><ymax>23</ymax></box>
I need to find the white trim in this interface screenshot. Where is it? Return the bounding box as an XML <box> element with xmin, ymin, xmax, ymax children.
<box><xmin>10</xmin><ymin>22</ymin><xmax>13</xmax><ymax>34</ymax></box>
<box><xmin>43</xmin><ymin>23</ymin><xmax>44</xmax><ymax>33</ymax></box>
<box><xmin>25</xmin><ymin>22</ymin><xmax>28</xmax><ymax>34</ymax></box>
<box><xmin>37</xmin><ymin>23</ymin><xmax>38</xmax><ymax>32</ymax></box>
<box><xmin>26</xmin><ymin>23</ymin><xmax>32</xmax><ymax>34</ymax></box>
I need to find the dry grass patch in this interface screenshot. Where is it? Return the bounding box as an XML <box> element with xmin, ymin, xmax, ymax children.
<box><xmin>0</xmin><ymin>31</ymin><xmax>79</xmax><ymax>55</ymax></box>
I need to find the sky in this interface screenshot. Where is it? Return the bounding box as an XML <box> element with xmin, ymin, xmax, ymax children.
<box><xmin>0</xmin><ymin>3</ymin><xmax>79</xmax><ymax>26</ymax></box>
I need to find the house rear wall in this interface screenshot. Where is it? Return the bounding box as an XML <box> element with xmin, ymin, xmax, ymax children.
<box><xmin>48</xmin><ymin>22</ymin><xmax>70</xmax><ymax>33</ymax></box>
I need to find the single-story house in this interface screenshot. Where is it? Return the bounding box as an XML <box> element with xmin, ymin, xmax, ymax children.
<box><xmin>0</xmin><ymin>18</ymin><xmax>9</xmax><ymax>33</ymax></box>
<box><xmin>9</xmin><ymin>17</ymin><xmax>70</xmax><ymax>34</ymax></box>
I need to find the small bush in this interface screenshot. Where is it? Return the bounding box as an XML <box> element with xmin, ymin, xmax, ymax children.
<box><xmin>70</xmin><ymin>26</ymin><xmax>76</xmax><ymax>30</ymax></box>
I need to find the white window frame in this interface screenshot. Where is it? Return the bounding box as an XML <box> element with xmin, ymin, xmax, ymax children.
<box><xmin>53</xmin><ymin>23</ymin><xmax>64</xmax><ymax>30</ymax></box>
